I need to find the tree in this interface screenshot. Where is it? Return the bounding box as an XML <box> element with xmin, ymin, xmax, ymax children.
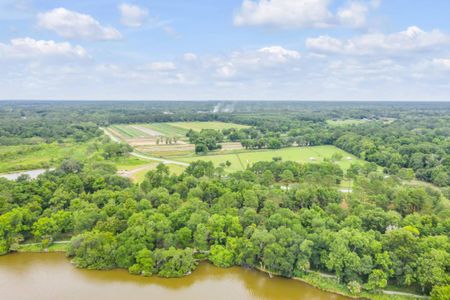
<box><xmin>416</xmin><ymin>249</ymin><xmax>450</xmax><ymax>293</ymax></box>
<box><xmin>431</xmin><ymin>285</ymin><xmax>450</xmax><ymax>300</ymax></box>
<box><xmin>68</xmin><ymin>231</ymin><xmax>118</xmax><ymax>269</ymax></box>
<box><xmin>365</xmin><ymin>269</ymin><xmax>388</xmax><ymax>291</ymax></box>
<box><xmin>32</xmin><ymin>217</ymin><xmax>58</xmax><ymax>247</ymax></box>
<box><xmin>153</xmin><ymin>247</ymin><xmax>196</xmax><ymax>277</ymax></box>
<box><xmin>129</xmin><ymin>248</ymin><xmax>155</xmax><ymax>276</ymax></box>
<box><xmin>281</xmin><ymin>170</ymin><xmax>294</xmax><ymax>186</ymax></box>
<box><xmin>175</xmin><ymin>227</ymin><xmax>192</xmax><ymax>248</ymax></box>
<box><xmin>209</xmin><ymin>245</ymin><xmax>235</xmax><ymax>267</ymax></box>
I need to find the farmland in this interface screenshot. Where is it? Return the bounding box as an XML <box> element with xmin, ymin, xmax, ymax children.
<box><xmin>109</xmin><ymin>121</ymin><xmax>248</xmax><ymax>140</ymax></box>
<box><xmin>166</xmin><ymin>121</ymin><xmax>249</xmax><ymax>131</ymax></box>
<box><xmin>106</xmin><ymin>121</ymin><xmax>249</xmax><ymax>157</ymax></box>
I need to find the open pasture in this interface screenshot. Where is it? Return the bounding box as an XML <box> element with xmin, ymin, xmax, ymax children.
<box><xmin>174</xmin><ymin>146</ymin><xmax>362</xmax><ymax>172</ymax></box>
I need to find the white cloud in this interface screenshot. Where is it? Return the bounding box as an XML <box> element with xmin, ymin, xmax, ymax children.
<box><xmin>258</xmin><ymin>46</ymin><xmax>301</xmax><ymax>62</ymax></box>
<box><xmin>234</xmin><ymin>0</ymin><xmax>378</xmax><ymax>29</ymax></box>
<box><xmin>234</xmin><ymin>0</ymin><xmax>333</xmax><ymax>28</ymax></box>
<box><xmin>0</xmin><ymin>37</ymin><xmax>87</xmax><ymax>58</ymax></box>
<box><xmin>119</xmin><ymin>3</ymin><xmax>148</xmax><ymax>27</ymax></box>
<box><xmin>146</xmin><ymin>61</ymin><xmax>177</xmax><ymax>71</ymax></box>
<box><xmin>183</xmin><ymin>53</ymin><xmax>198</xmax><ymax>61</ymax></box>
<box><xmin>337</xmin><ymin>2</ymin><xmax>369</xmax><ymax>28</ymax></box>
<box><xmin>37</xmin><ymin>8</ymin><xmax>121</xmax><ymax>40</ymax></box>
<box><xmin>306</xmin><ymin>26</ymin><xmax>450</xmax><ymax>55</ymax></box>
<box><xmin>214</xmin><ymin>45</ymin><xmax>300</xmax><ymax>78</ymax></box>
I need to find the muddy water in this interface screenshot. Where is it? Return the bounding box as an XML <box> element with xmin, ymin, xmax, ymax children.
<box><xmin>0</xmin><ymin>253</ymin><xmax>348</xmax><ymax>300</ymax></box>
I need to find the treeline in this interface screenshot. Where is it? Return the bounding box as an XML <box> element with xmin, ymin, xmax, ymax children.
<box><xmin>1</xmin><ymin>100</ymin><xmax>448</xmax><ymax>186</ymax></box>
<box><xmin>334</xmin><ymin>116</ymin><xmax>450</xmax><ymax>187</ymax></box>
<box><xmin>0</xmin><ymin>159</ymin><xmax>448</xmax><ymax>297</ymax></box>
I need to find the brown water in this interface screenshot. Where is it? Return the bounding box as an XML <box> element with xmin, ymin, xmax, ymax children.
<box><xmin>0</xmin><ymin>253</ymin><xmax>348</xmax><ymax>300</ymax></box>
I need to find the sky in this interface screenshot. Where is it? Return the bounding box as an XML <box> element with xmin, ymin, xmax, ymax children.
<box><xmin>1</xmin><ymin>0</ymin><xmax>450</xmax><ymax>101</ymax></box>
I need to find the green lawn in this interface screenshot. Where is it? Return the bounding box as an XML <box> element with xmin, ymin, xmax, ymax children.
<box><xmin>173</xmin><ymin>146</ymin><xmax>363</xmax><ymax>172</ymax></box>
<box><xmin>167</xmin><ymin>121</ymin><xmax>249</xmax><ymax>132</ymax></box>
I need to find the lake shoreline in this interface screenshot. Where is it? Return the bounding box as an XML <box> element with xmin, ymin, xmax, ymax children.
<box><xmin>12</xmin><ymin>244</ymin><xmax>425</xmax><ymax>300</ymax></box>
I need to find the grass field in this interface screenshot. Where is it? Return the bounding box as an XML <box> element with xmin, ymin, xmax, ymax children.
<box><xmin>141</xmin><ymin>123</ymin><xmax>189</xmax><ymax>137</ymax></box>
<box><xmin>110</xmin><ymin>125</ymin><xmax>148</xmax><ymax>138</ymax></box>
<box><xmin>167</xmin><ymin>121</ymin><xmax>249</xmax><ymax>131</ymax></box>
<box><xmin>0</xmin><ymin>142</ymin><xmax>91</xmax><ymax>173</ymax></box>
<box><xmin>173</xmin><ymin>146</ymin><xmax>362</xmax><ymax>172</ymax></box>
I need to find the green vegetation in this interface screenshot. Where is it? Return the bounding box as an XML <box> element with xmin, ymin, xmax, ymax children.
<box><xmin>0</xmin><ymin>101</ymin><xmax>448</xmax><ymax>299</ymax></box>
<box><xmin>110</xmin><ymin>125</ymin><xmax>148</xmax><ymax>138</ymax></box>
<box><xmin>168</xmin><ymin>121</ymin><xmax>249</xmax><ymax>132</ymax></box>
<box><xmin>175</xmin><ymin>146</ymin><xmax>362</xmax><ymax>172</ymax></box>
<box><xmin>0</xmin><ymin>142</ymin><xmax>91</xmax><ymax>174</ymax></box>
<box><xmin>17</xmin><ymin>242</ymin><xmax>69</xmax><ymax>253</ymax></box>
<box><xmin>142</xmin><ymin>123</ymin><xmax>189</xmax><ymax>137</ymax></box>
<box><xmin>1</xmin><ymin>157</ymin><xmax>448</xmax><ymax>298</ymax></box>
<box><xmin>326</xmin><ymin>119</ymin><xmax>370</xmax><ymax>126</ymax></box>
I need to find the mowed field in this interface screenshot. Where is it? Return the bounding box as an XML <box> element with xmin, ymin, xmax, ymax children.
<box><xmin>173</xmin><ymin>146</ymin><xmax>362</xmax><ymax>172</ymax></box>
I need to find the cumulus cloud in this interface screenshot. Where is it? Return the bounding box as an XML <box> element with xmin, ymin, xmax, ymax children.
<box><xmin>306</xmin><ymin>26</ymin><xmax>450</xmax><ymax>55</ymax></box>
<box><xmin>337</xmin><ymin>1</ymin><xmax>369</xmax><ymax>28</ymax></box>
<box><xmin>258</xmin><ymin>46</ymin><xmax>301</xmax><ymax>62</ymax></box>
<box><xmin>119</xmin><ymin>3</ymin><xmax>148</xmax><ymax>27</ymax></box>
<box><xmin>0</xmin><ymin>37</ymin><xmax>87</xmax><ymax>58</ymax></box>
<box><xmin>214</xmin><ymin>45</ymin><xmax>300</xmax><ymax>78</ymax></box>
<box><xmin>234</xmin><ymin>0</ymin><xmax>333</xmax><ymax>28</ymax></box>
<box><xmin>37</xmin><ymin>8</ymin><xmax>121</xmax><ymax>40</ymax></box>
<box><xmin>234</xmin><ymin>0</ymin><xmax>378</xmax><ymax>28</ymax></box>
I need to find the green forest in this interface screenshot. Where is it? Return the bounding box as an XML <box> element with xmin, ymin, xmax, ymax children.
<box><xmin>0</xmin><ymin>101</ymin><xmax>449</xmax><ymax>299</ymax></box>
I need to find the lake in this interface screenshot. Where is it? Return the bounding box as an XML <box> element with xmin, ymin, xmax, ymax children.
<box><xmin>0</xmin><ymin>253</ymin><xmax>348</xmax><ymax>300</ymax></box>
<box><xmin>0</xmin><ymin>168</ymin><xmax>53</xmax><ymax>181</ymax></box>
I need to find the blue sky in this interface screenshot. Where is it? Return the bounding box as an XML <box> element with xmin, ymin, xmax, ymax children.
<box><xmin>1</xmin><ymin>0</ymin><xmax>450</xmax><ymax>100</ymax></box>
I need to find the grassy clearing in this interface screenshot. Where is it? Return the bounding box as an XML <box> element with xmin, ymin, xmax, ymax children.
<box><xmin>326</xmin><ymin>119</ymin><xmax>370</xmax><ymax>126</ymax></box>
<box><xmin>174</xmin><ymin>146</ymin><xmax>362</xmax><ymax>172</ymax></box>
<box><xmin>0</xmin><ymin>141</ymin><xmax>91</xmax><ymax>173</ymax></box>
<box><xmin>167</xmin><ymin>121</ymin><xmax>249</xmax><ymax>131</ymax></box>
<box><xmin>109</xmin><ymin>156</ymin><xmax>152</xmax><ymax>171</ymax></box>
<box><xmin>130</xmin><ymin>163</ymin><xmax>185</xmax><ymax>183</ymax></box>
<box><xmin>17</xmin><ymin>242</ymin><xmax>69</xmax><ymax>253</ymax></box>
